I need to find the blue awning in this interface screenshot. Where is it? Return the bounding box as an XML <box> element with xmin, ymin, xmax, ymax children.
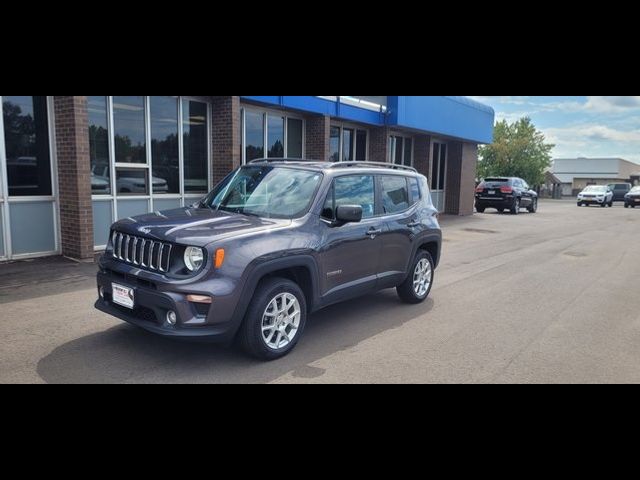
<box><xmin>240</xmin><ymin>96</ymin><xmax>494</xmax><ymax>144</ymax></box>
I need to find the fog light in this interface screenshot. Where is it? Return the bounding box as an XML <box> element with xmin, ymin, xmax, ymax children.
<box><xmin>99</xmin><ymin>287</ymin><xmax>105</xmax><ymax>299</ymax></box>
<box><xmin>167</xmin><ymin>310</ymin><xmax>177</xmax><ymax>326</ymax></box>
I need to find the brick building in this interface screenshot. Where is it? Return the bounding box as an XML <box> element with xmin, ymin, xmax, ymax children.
<box><xmin>0</xmin><ymin>96</ymin><xmax>494</xmax><ymax>261</ymax></box>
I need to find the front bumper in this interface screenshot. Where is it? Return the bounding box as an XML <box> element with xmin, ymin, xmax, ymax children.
<box><xmin>625</xmin><ymin>197</ymin><xmax>640</xmax><ymax>205</ymax></box>
<box><xmin>95</xmin><ymin>270</ymin><xmax>238</xmax><ymax>342</ymax></box>
<box><xmin>578</xmin><ymin>197</ymin><xmax>606</xmax><ymax>204</ymax></box>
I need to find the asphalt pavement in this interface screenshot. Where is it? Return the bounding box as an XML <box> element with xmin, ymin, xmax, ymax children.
<box><xmin>1</xmin><ymin>199</ymin><xmax>639</xmax><ymax>384</ymax></box>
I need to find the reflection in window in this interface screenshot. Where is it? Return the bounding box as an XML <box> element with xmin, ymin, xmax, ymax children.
<box><xmin>409</xmin><ymin>177</ymin><xmax>421</xmax><ymax>203</ymax></box>
<box><xmin>343</xmin><ymin>128</ymin><xmax>354</xmax><ymax>162</ymax></box>
<box><xmin>356</xmin><ymin>130</ymin><xmax>367</xmax><ymax>161</ymax></box>
<box><xmin>2</xmin><ymin>96</ymin><xmax>52</xmax><ymax>197</ymax></box>
<box><xmin>381</xmin><ymin>176</ymin><xmax>409</xmax><ymax>214</ymax></box>
<box><xmin>333</xmin><ymin>175</ymin><xmax>375</xmax><ymax>218</ymax></box>
<box><xmin>150</xmin><ymin>96</ymin><xmax>179</xmax><ymax>194</ymax></box>
<box><xmin>330</xmin><ymin>126</ymin><xmax>340</xmax><ymax>162</ymax></box>
<box><xmin>245</xmin><ymin>110</ymin><xmax>264</xmax><ymax>161</ymax></box>
<box><xmin>183</xmin><ymin>100</ymin><xmax>208</xmax><ymax>194</ymax></box>
<box><xmin>116</xmin><ymin>168</ymin><xmax>150</xmax><ymax>196</ymax></box>
<box><xmin>267</xmin><ymin>115</ymin><xmax>285</xmax><ymax>158</ymax></box>
<box><xmin>287</xmin><ymin>118</ymin><xmax>303</xmax><ymax>159</ymax></box>
<box><xmin>88</xmin><ymin>96</ymin><xmax>110</xmax><ymax>195</ymax></box>
<box><xmin>113</xmin><ymin>96</ymin><xmax>146</xmax><ymax>164</ymax></box>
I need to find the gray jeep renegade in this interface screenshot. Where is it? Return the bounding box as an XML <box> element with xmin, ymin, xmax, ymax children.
<box><xmin>95</xmin><ymin>160</ymin><xmax>442</xmax><ymax>360</ymax></box>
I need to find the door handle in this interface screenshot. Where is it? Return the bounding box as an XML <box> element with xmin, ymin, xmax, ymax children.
<box><xmin>367</xmin><ymin>228</ymin><xmax>382</xmax><ymax>238</ymax></box>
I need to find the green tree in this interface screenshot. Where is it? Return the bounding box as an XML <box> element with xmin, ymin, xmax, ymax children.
<box><xmin>478</xmin><ymin>117</ymin><xmax>554</xmax><ymax>186</ymax></box>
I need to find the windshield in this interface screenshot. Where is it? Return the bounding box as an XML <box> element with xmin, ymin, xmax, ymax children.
<box><xmin>583</xmin><ymin>186</ymin><xmax>607</xmax><ymax>193</ymax></box>
<box><xmin>202</xmin><ymin>166</ymin><xmax>323</xmax><ymax>219</ymax></box>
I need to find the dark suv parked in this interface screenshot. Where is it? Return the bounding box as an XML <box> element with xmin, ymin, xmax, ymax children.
<box><xmin>475</xmin><ymin>177</ymin><xmax>538</xmax><ymax>214</ymax></box>
<box><xmin>95</xmin><ymin>160</ymin><xmax>442</xmax><ymax>360</ymax></box>
<box><xmin>608</xmin><ymin>183</ymin><xmax>632</xmax><ymax>203</ymax></box>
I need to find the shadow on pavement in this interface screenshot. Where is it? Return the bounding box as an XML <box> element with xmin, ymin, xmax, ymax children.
<box><xmin>37</xmin><ymin>291</ymin><xmax>434</xmax><ymax>384</ymax></box>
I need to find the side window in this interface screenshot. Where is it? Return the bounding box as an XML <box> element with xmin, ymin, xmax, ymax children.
<box><xmin>409</xmin><ymin>177</ymin><xmax>421</xmax><ymax>204</ymax></box>
<box><xmin>324</xmin><ymin>176</ymin><xmax>375</xmax><ymax>220</ymax></box>
<box><xmin>522</xmin><ymin>181</ymin><xmax>529</xmax><ymax>190</ymax></box>
<box><xmin>380</xmin><ymin>176</ymin><xmax>410</xmax><ymax>214</ymax></box>
<box><xmin>514</xmin><ymin>179</ymin><xmax>523</xmax><ymax>188</ymax></box>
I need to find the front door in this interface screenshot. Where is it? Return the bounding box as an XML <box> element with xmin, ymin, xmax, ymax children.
<box><xmin>431</xmin><ymin>141</ymin><xmax>447</xmax><ymax>212</ymax></box>
<box><xmin>318</xmin><ymin>174</ymin><xmax>383</xmax><ymax>304</ymax></box>
<box><xmin>0</xmin><ymin>96</ymin><xmax>59</xmax><ymax>260</ymax></box>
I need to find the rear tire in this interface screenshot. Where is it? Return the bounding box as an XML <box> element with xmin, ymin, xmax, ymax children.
<box><xmin>397</xmin><ymin>251</ymin><xmax>434</xmax><ymax>304</ymax></box>
<box><xmin>511</xmin><ymin>198</ymin><xmax>520</xmax><ymax>215</ymax></box>
<box><xmin>476</xmin><ymin>206</ymin><xmax>485</xmax><ymax>213</ymax></box>
<box><xmin>238</xmin><ymin>277</ymin><xmax>307</xmax><ymax>361</ymax></box>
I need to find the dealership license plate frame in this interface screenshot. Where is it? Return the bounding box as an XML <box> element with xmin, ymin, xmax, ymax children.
<box><xmin>112</xmin><ymin>283</ymin><xmax>135</xmax><ymax>309</ymax></box>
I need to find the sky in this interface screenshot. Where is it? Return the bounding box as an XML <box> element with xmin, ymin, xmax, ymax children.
<box><xmin>468</xmin><ymin>96</ymin><xmax>640</xmax><ymax>165</ymax></box>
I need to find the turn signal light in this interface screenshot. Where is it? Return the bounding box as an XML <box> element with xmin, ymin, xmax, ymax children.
<box><xmin>187</xmin><ymin>295</ymin><xmax>213</xmax><ymax>304</ymax></box>
<box><xmin>215</xmin><ymin>249</ymin><xmax>225</xmax><ymax>269</ymax></box>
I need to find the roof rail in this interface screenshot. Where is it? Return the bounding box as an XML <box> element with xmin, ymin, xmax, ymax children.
<box><xmin>249</xmin><ymin>158</ymin><xmax>312</xmax><ymax>164</ymax></box>
<box><xmin>330</xmin><ymin>161</ymin><xmax>418</xmax><ymax>173</ymax></box>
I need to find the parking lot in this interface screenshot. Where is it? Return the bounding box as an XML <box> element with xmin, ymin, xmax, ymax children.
<box><xmin>1</xmin><ymin>199</ymin><xmax>640</xmax><ymax>384</ymax></box>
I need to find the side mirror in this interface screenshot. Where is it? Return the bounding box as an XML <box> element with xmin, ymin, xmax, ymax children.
<box><xmin>335</xmin><ymin>205</ymin><xmax>363</xmax><ymax>224</ymax></box>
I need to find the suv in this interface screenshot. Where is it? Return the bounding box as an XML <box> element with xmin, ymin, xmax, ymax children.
<box><xmin>577</xmin><ymin>185</ymin><xmax>613</xmax><ymax>207</ymax></box>
<box><xmin>475</xmin><ymin>177</ymin><xmax>538</xmax><ymax>214</ymax></box>
<box><xmin>608</xmin><ymin>183</ymin><xmax>632</xmax><ymax>203</ymax></box>
<box><xmin>624</xmin><ymin>186</ymin><xmax>640</xmax><ymax>208</ymax></box>
<box><xmin>95</xmin><ymin>160</ymin><xmax>442</xmax><ymax>360</ymax></box>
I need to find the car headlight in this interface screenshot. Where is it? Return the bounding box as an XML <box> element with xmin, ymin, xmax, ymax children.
<box><xmin>184</xmin><ymin>246</ymin><xmax>205</xmax><ymax>272</ymax></box>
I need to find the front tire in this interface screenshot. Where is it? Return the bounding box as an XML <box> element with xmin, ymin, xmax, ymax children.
<box><xmin>528</xmin><ymin>198</ymin><xmax>538</xmax><ymax>213</ymax></box>
<box><xmin>397</xmin><ymin>251</ymin><xmax>434</xmax><ymax>304</ymax></box>
<box><xmin>476</xmin><ymin>206</ymin><xmax>485</xmax><ymax>213</ymax></box>
<box><xmin>238</xmin><ymin>277</ymin><xmax>307</xmax><ymax>361</ymax></box>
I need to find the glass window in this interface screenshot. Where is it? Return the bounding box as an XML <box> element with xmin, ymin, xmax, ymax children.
<box><xmin>343</xmin><ymin>128</ymin><xmax>354</xmax><ymax>162</ymax></box>
<box><xmin>287</xmin><ymin>118</ymin><xmax>303</xmax><ymax>158</ymax></box>
<box><xmin>404</xmin><ymin>138</ymin><xmax>413</xmax><ymax>166</ymax></box>
<box><xmin>356</xmin><ymin>130</ymin><xmax>367</xmax><ymax>161</ymax></box>
<box><xmin>333</xmin><ymin>175</ymin><xmax>375</xmax><ymax>218</ymax></box>
<box><xmin>409</xmin><ymin>178</ymin><xmax>421</xmax><ymax>204</ymax></box>
<box><xmin>432</xmin><ymin>143</ymin><xmax>447</xmax><ymax>191</ymax></box>
<box><xmin>116</xmin><ymin>168</ymin><xmax>149</xmax><ymax>196</ymax></box>
<box><xmin>150</xmin><ymin>96</ymin><xmax>179</xmax><ymax>194</ymax></box>
<box><xmin>394</xmin><ymin>137</ymin><xmax>404</xmax><ymax>166</ymax></box>
<box><xmin>3</xmin><ymin>96</ymin><xmax>52</xmax><ymax>197</ymax></box>
<box><xmin>204</xmin><ymin>166</ymin><xmax>322</xmax><ymax>220</ymax></box>
<box><xmin>321</xmin><ymin>186</ymin><xmax>334</xmax><ymax>220</ymax></box>
<box><xmin>438</xmin><ymin>144</ymin><xmax>447</xmax><ymax>189</ymax></box>
<box><xmin>245</xmin><ymin>110</ymin><xmax>264</xmax><ymax>162</ymax></box>
<box><xmin>183</xmin><ymin>100</ymin><xmax>209</xmax><ymax>194</ymax></box>
<box><xmin>381</xmin><ymin>176</ymin><xmax>409</xmax><ymax>214</ymax></box>
<box><xmin>88</xmin><ymin>96</ymin><xmax>110</xmax><ymax>195</ymax></box>
<box><xmin>113</xmin><ymin>96</ymin><xmax>146</xmax><ymax>164</ymax></box>
<box><xmin>330</xmin><ymin>126</ymin><xmax>340</xmax><ymax>162</ymax></box>
<box><xmin>267</xmin><ymin>115</ymin><xmax>285</xmax><ymax>158</ymax></box>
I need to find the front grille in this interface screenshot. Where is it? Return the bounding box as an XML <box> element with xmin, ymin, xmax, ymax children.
<box><xmin>111</xmin><ymin>231</ymin><xmax>173</xmax><ymax>272</ymax></box>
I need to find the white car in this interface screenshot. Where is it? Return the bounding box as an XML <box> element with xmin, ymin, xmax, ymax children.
<box><xmin>91</xmin><ymin>166</ymin><xmax>169</xmax><ymax>194</ymax></box>
<box><xmin>577</xmin><ymin>185</ymin><xmax>613</xmax><ymax>208</ymax></box>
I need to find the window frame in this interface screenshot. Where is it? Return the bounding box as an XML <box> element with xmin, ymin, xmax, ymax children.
<box><xmin>389</xmin><ymin>134</ymin><xmax>414</xmax><ymax>167</ymax></box>
<box><xmin>91</xmin><ymin>96</ymin><xmax>212</xmax><ymax>251</ymax></box>
<box><xmin>330</xmin><ymin>122</ymin><xmax>369</xmax><ymax>162</ymax></box>
<box><xmin>241</xmin><ymin>106</ymin><xmax>306</xmax><ymax>164</ymax></box>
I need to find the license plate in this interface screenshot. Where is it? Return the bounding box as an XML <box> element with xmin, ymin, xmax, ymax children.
<box><xmin>112</xmin><ymin>283</ymin><xmax>135</xmax><ymax>309</ymax></box>
<box><xmin>488</xmin><ymin>190</ymin><xmax>496</xmax><ymax>195</ymax></box>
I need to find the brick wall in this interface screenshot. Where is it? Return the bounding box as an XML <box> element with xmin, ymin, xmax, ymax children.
<box><xmin>444</xmin><ymin>141</ymin><xmax>478</xmax><ymax>216</ymax></box>
<box><xmin>53</xmin><ymin>96</ymin><xmax>94</xmax><ymax>260</ymax></box>
<box><xmin>369</xmin><ymin>126</ymin><xmax>389</xmax><ymax>163</ymax></box>
<box><xmin>414</xmin><ymin>135</ymin><xmax>431</xmax><ymax>178</ymax></box>
<box><xmin>211</xmin><ymin>96</ymin><xmax>241</xmax><ymax>185</ymax></box>
<box><xmin>305</xmin><ymin>115</ymin><xmax>330</xmax><ymax>161</ymax></box>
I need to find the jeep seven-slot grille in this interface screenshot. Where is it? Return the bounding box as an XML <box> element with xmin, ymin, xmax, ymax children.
<box><xmin>111</xmin><ymin>231</ymin><xmax>173</xmax><ymax>272</ymax></box>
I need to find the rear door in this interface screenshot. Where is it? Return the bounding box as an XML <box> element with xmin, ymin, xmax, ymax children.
<box><xmin>377</xmin><ymin>175</ymin><xmax>415</xmax><ymax>288</ymax></box>
<box><xmin>318</xmin><ymin>174</ymin><xmax>383</xmax><ymax>303</ymax></box>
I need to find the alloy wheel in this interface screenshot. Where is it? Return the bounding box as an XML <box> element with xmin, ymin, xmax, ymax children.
<box><xmin>261</xmin><ymin>293</ymin><xmax>302</xmax><ymax>350</ymax></box>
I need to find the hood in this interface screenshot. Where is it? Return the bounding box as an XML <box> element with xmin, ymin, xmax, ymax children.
<box><xmin>112</xmin><ymin>207</ymin><xmax>292</xmax><ymax>247</ymax></box>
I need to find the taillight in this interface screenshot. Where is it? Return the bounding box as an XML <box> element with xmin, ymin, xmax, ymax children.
<box><xmin>475</xmin><ymin>186</ymin><xmax>484</xmax><ymax>193</ymax></box>
<box><xmin>500</xmin><ymin>186</ymin><xmax>514</xmax><ymax>194</ymax></box>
